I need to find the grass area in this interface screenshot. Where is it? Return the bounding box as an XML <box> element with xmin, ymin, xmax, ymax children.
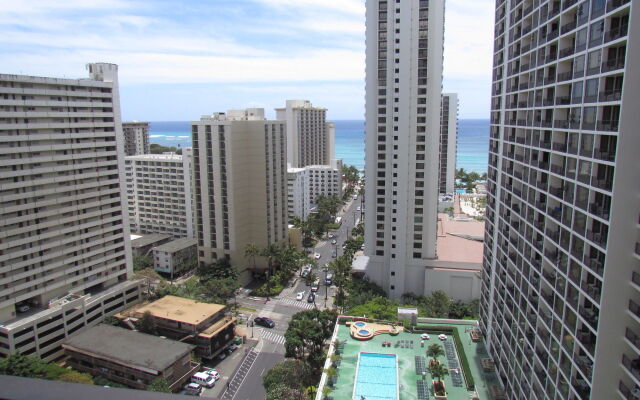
<box><xmin>238</xmin><ymin>306</ymin><xmax>257</xmax><ymax>313</ymax></box>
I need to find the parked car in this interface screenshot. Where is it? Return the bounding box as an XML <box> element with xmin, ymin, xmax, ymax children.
<box><xmin>183</xmin><ymin>383</ymin><xmax>202</xmax><ymax>396</ymax></box>
<box><xmin>311</xmin><ymin>284</ymin><xmax>319</xmax><ymax>293</ymax></box>
<box><xmin>202</xmin><ymin>368</ymin><xmax>220</xmax><ymax>381</ymax></box>
<box><xmin>307</xmin><ymin>292</ymin><xmax>316</xmax><ymax>303</ymax></box>
<box><xmin>216</xmin><ymin>352</ymin><xmax>226</xmax><ymax>360</ymax></box>
<box><xmin>191</xmin><ymin>372</ymin><xmax>215</xmax><ymax>388</ymax></box>
<box><xmin>314</xmin><ymin>253</ymin><xmax>321</xmax><ymax>259</ymax></box>
<box><xmin>226</xmin><ymin>344</ymin><xmax>239</xmax><ymax>354</ymax></box>
<box><xmin>254</xmin><ymin>317</ymin><xmax>275</xmax><ymax>328</ymax></box>
<box><xmin>328</xmin><ymin>233</ymin><xmax>335</xmax><ymax>239</ymax></box>
<box><xmin>296</xmin><ymin>291</ymin><xmax>305</xmax><ymax>301</ymax></box>
<box><xmin>331</xmin><ymin>239</ymin><xmax>337</xmax><ymax>245</ymax></box>
<box><xmin>356</xmin><ymin>206</ymin><xmax>361</xmax><ymax>211</ymax></box>
<box><xmin>16</xmin><ymin>304</ymin><xmax>30</xmax><ymax>313</ymax></box>
<box><xmin>331</xmin><ymin>250</ymin><xmax>337</xmax><ymax>258</ymax></box>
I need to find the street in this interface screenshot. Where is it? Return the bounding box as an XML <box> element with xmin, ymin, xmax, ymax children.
<box><xmin>215</xmin><ymin>190</ymin><xmax>362</xmax><ymax>400</ymax></box>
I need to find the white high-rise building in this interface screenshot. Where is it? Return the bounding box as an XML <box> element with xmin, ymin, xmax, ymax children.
<box><xmin>0</xmin><ymin>63</ymin><xmax>142</xmax><ymax>361</ymax></box>
<box><xmin>481</xmin><ymin>1</ymin><xmax>639</xmax><ymax>399</ymax></box>
<box><xmin>439</xmin><ymin>93</ymin><xmax>458</xmax><ymax>195</ymax></box>
<box><xmin>125</xmin><ymin>150</ymin><xmax>194</xmax><ymax>239</ymax></box>
<box><xmin>287</xmin><ymin>164</ymin><xmax>342</xmax><ymax>221</ymax></box>
<box><xmin>363</xmin><ymin>0</ymin><xmax>445</xmax><ymax>298</ymax></box>
<box><xmin>275</xmin><ymin>100</ymin><xmax>335</xmax><ymax>168</ymax></box>
<box><xmin>192</xmin><ymin>109</ymin><xmax>288</xmax><ymax>284</ymax></box>
<box><xmin>122</xmin><ymin>121</ymin><xmax>150</xmax><ymax>156</ymax></box>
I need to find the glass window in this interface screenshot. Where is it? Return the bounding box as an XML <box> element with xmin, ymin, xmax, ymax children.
<box><xmin>576</xmin><ymin>28</ymin><xmax>588</xmax><ymax>49</ymax></box>
<box><xmin>586</xmin><ymin>50</ymin><xmax>601</xmax><ymax>75</ymax></box>
<box><xmin>585</xmin><ymin>79</ymin><xmax>599</xmax><ymax>100</ymax></box>
<box><xmin>571</xmin><ymin>81</ymin><xmax>584</xmax><ymax>101</ymax></box>
<box><xmin>573</xmin><ymin>55</ymin><xmax>585</xmax><ymax>76</ymax></box>
<box><xmin>589</xmin><ymin>21</ymin><xmax>604</xmax><ymax>46</ymax></box>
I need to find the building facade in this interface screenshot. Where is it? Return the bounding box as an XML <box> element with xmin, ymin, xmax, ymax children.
<box><xmin>0</xmin><ymin>63</ymin><xmax>140</xmax><ymax>360</ymax></box>
<box><xmin>122</xmin><ymin>121</ymin><xmax>150</xmax><ymax>156</ymax></box>
<box><xmin>363</xmin><ymin>0</ymin><xmax>445</xmax><ymax>298</ymax></box>
<box><xmin>125</xmin><ymin>151</ymin><xmax>194</xmax><ymax>239</ymax></box>
<box><xmin>481</xmin><ymin>1</ymin><xmax>639</xmax><ymax>399</ymax></box>
<box><xmin>275</xmin><ymin>100</ymin><xmax>335</xmax><ymax>168</ymax></box>
<box><xmin>152</xmin><ymin>237</ymin><xmax>198</xmax><ymax>277</ymax></box>
<box><xmin>439</xmin><ymin>93</ymin><xmax>458</xmax><ymax>195</ymax></box>
<box><xmin>192</xmin><ymin>109</ymin><xmax>288</xmax><ymax>283</ymax></box>
<box><xmin>287</xmin><ymin>164</ymin><xmax>342</xmax><ymax>221</ymax></box>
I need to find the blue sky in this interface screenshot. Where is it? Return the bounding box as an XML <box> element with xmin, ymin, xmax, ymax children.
<box><xmin>1</xmin><ymin>0</ymin><xmax>494</xmax><ymax>120</ymax></box>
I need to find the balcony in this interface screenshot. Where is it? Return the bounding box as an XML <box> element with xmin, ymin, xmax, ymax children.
<box><xmin>636</xmin><ymin>242</ymin><xmax>640</xmax><ymax>257</ymax></box>
<box><xmin>597</xmin><ymin>120</ymin><xmax>620</xmax><ymax>132</ymax></box>
<box><xmin>602</xmin><ymin>57</ymin><xmax>626</xmax><ymax>73</ymax></box>
<box><xmin>605</xmin><ymin>24</ymin><xmax>629</xmax><ymax>43</ymax></box>
<box><xmin>622</xmin><ymin>354</ymin><xmax>640</xmax><ymax>383</ymax></box>
<box><xmin>607</xmin><ymin>0</ymin><xmax>631</xmax><ymax>12</ymax></box>
<box><xmin>599</xmin><ymin>89</ymin><xmax>623</xmax><ymax>102</ymax></box>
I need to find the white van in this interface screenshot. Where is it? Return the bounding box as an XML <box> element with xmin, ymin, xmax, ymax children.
<box><xmin>191</xmin><ymin>372</ymin><xmax>215</xmax><ymax>388</ymax></box>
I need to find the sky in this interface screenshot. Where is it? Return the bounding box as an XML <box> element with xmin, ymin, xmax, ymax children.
<box><xmin>0</xmin><ymin>0</ymin><xmax>495</xmax><ymax>120</ymax></box>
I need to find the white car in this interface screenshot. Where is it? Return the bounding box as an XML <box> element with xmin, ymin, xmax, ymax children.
<box><xmin>356</xmin><ymin>206</ymin><xmax>361</xmax><ymax>211</ymax></box>
<box><xmin>296</xmin><ymin>291</ymin><xmax>305</xmax><ymax>301</ymax></box>
<box><xmin>331</xmin><ymin>239</ymin><xmax>337</xmax><ymax>245</ymax></box>
<box><xmin>439</xmin><ymin>334</ymin><xmax>447</xmax><ymax>341</ymax></box>
<box><xmin>314</xmin><ymin>253</ymin><xmax>321</xmax><ymax>259</ymax></box>
<box><xmin>203</xmin><ymin>369</ymin><xmax>220</xmax><ymax>381</ymax></box>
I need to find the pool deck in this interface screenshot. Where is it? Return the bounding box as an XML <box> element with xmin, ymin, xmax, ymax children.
<box><xmin>324</xmin><ymin>320</ymin><xmax>503</xmax><ymax>400</ymax></box>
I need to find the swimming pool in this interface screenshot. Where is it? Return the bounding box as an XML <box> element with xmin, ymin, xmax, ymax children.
<box><xmin>353</xmin><ymin>353</ymin><xmax>398</xmax><ymax>400</ymax></box>
<box><xmin>456</xmin><ymin>189</ymin><xmax>466</xmax><ymax>194</ymax></box>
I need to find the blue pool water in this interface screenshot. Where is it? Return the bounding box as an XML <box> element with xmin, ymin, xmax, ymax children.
<box><xmin>456</xmin><ymin>189</ymin><xmax>466</xmax><ymax>194</ymax></box>
<box><xmin>353</xmin><ymin>353</ymin><xmax>398</xmax><ymax>400</ymax></box>
<box><xmin>355</xmin><ymin>322</ymin><xmax>366</xmax><ymax>327</ymax></box>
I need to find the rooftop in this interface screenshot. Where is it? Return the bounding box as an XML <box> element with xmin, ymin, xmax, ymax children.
<box><xmin>0</xmin><ymin>375</ymin><xmax>194</xmax><ymax>400</ymax></box>
<box><xmin>128</xmin><ymin>296</ymin><xmax>226</xmax><ymax>326</ymax></box>
<box><xmin>130</xmin><ymin>234</ymin><xmax>173</xmax><ymax>248</ymax></box>
<box><xmin>125</xmin><ymin>153</ymin><xmax>183</xmax><ymax>161</ymax></box>
<box><xmin>318</xmin><ymin>317</ymin><xmax>504</xmax><ymax>400</ymax></box>
<box><xmin>153</xmin><ymin>238</ymin><xmax>197</xmax><ymax>254</ymax></box>
<box><xmin>62</xmin><ymin>325</ymin><xmax>193</xmax><ymax>373</ymax></box>
<box><xmin>435</xmin><ymin>213</ymin><xmax>484</xmax><ymax>265</ymax></box>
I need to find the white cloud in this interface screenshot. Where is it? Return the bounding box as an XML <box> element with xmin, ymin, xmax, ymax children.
<box><xmin>252</xmin><ymin>0</ymin><xmax>365</xmax><ymax>16</ymax></box>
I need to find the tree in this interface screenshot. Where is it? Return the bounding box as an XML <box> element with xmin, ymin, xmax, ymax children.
<box><xmin>0</xmin><ymin>353</ymin><xmax>41</xmax><ymax>377</ymax></box>
<box><xmin>103</xmin><ymin>316</ymin><xmax>120</xmax><ymax>326</ymax></box>
<box><xmin>261</xmin><ymin>243</ymin><xmax>282</xmax><ymax>278</ymax></box>
<box><xmin>148</xmin><ymin>377</ymin><xmax>172</xmax><ymax>392</ymax></box>
<box><xmin>198</xmin><ymin>257</ymin><xmax>237</xmax><ymax>282</ymax></box>
<box><xmin>266</xmin><ymin>385</ymin><xmax>306</xmax><ymax>400</ymax></box>
<box><xmin>427</xmin><ymin>343</ymin><xmax>444</xmax><ymax>364</ymax></box>
<box><xmin>133</xmin><ymin>255</ymin><xmax>153</xmax><ymax>272</ymax></box>
<box><xmin>59</xmin><ymin>371</ymin><xmax>94</xmax><ymax>385</ymax></box>
<box><xmin>348</xmin><ymin>297</ymin><xmax>398</xmax><ymax>320</ymax></box>
<box><xmin>284</xmin><ymin>309</ymin><xmax>338</xmax><ymax>372</ymax></box>
<box><xmin>263</xmin><ymin>360</ymin><xmax>307</xmax><ymax>393</ymax></box>
<box><xmin>244</xmin><ymin>243</ymin><xmax>260</xmax><ymax>271</ymax></box>
<box><xmin>429</xmin><ymin>362</ymin><xmax>449</xmax><ymax>385</ymax></box>
<box><xmin>425</xmin><ymin>290</ymin><xmax>452</xmax><ymax>318</ymax></box>
<box><xmin>136</xmin><ymin>311</ymin><xmax>158</xmax><ymax>335</ymax></box>
<box><xmin>342</xmin><ymin>164</ymin><xmax>360</xmax><ymax>184</ymax></box>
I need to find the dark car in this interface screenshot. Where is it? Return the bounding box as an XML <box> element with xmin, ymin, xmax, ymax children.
<box><xmin>307</xmin><ymin>292</ymin><xmax>316</xmax><ymax>303</ymax></box>
<box><xmin>254</xmin><ymin>317</ymin><xmax>275</xmax><ymax>328</ymax></box>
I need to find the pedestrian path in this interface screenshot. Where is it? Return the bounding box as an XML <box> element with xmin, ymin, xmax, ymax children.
<box><xmin>258</xmin><ymin>328</ymin><xmax>286</xmax><ymax>345</ymax></box>
<box><xmin>278</xmin><ymin>298</ymin><xmax>316</xmax><ymax>310</ymax></box>
<box><xmin>220</xmin><ymin>349</ymin><xmax>258</xmax><ymax>400</ymax></box>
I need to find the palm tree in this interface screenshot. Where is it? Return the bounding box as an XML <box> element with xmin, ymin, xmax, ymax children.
<box><xmin>427</xmin><ymin>343</ymin><xmax>444</xmax><ymax>365</ymax></box>
<box><xmin>261</xmin><ymin>243</ymin><xmax>282</xmax><ymax>278</ymax></box>
<box><xmin>244</xmin><ymin>243</ymin><xmax>260</xmax><ymax>271</ymax></box>
<box><xmin>429</xmin><ymin>362</ymin><xmax>449</xmax><ymax>395</ymax></box>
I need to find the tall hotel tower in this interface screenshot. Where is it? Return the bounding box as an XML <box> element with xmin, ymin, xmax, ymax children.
<box><xmin>191</xmin><ymin>109</ymin><xmax>288</xmax><ymax>284</ymax></box>
<box><xmin>439</xmin><ymin>93</ymin><xmax>458</xmax><ymax>195</ymax></box>
<box><xmin>363</xmin><ymin>0</ymin><xmax>445</xmax><ymax>298</ymax></box>
<box><xmin>0</xmin><ymin>64</ymin><xmax>142</xmax><ymax>361</ymax></box>
<box><xmin>482</xmin><ymin>1</ymin><xmax>639</xmax><ymax>399</ymax></box>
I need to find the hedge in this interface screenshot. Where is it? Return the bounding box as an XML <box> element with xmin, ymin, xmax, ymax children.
<box><xmin>411</xmin><ymin>325</ymin><xmax>475</xmax><ymax>391</ymax></box>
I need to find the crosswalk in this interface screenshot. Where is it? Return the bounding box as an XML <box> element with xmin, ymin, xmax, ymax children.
<box><xmin>279</xmin><ymin>285</ymin><xmax>298</xmax><ymax>298</ymax></box>
<box><xmin>258</xmin><ymin>328</ymin><xmax>286</xmax><ymax>345</ymax></box>
<box><xmin>278</xmin><ymin>297</ymin><xmax>316</xmax><ymax>309</ymax></box>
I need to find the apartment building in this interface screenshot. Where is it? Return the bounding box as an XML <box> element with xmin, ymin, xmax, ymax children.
<box><xmin>439</xmin><ymin>93</ymin><xmax>459</xmax><ymax>195</ymax></box>
<box><xmin>125</xmin><ymin>150</ymin><xmax>194</xmax><ymax>239</ymax></box>
<box><xmin>363</xmin><ymin>0</ymin><xmax>445</xmax><ymax>298</ymax></box>
<box><xmin>481</xmin><ymin>1</ymin><xmax>639</xmax><ymax>399</ymax></box>
<box><xmin>0</xmin><ymin>63</ymin><xmax>142</xmax><ymax>361</ymax></box>
<box><xmin>275</xmin><ymin>100</ymin><xmax>335</xmax><ymax>168</ymax></box>
<box><xmin>287</xmin><ymin>164</ymin><xmax>342</xmax><ymax>221</ymax></box>
<box><xmin>192</xmin><ymin>109</ymin><xmax>288</xmax><ymax>283</ymax></box>
<box><xmin>122</xmin><ymin>121</ymin><xmax>150</xmax><ymax>156</ymax></box>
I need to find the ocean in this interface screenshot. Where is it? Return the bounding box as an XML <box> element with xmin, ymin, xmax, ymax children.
<box><xmin>148</xmin><ymin>118</ymin><xmax>489</xmax><ymax>173</ymax></box>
